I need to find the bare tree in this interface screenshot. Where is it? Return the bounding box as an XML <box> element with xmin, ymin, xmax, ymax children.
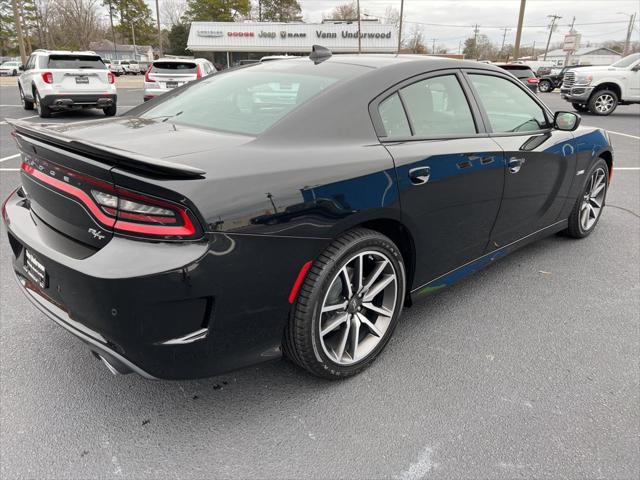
<box><xmin>405</xmin><ymin>24</ymin><xmax>427</xmax><ymax>54</ymax></box>
<box><xmin>383</xmin><ymin>6</ymin><xmax>400</xmax><ymax>29</ymax></box>
<box><xmin>326</xmin><ymin>1</ymin><xmax>357</xmax><ymax>21</ymax></box>
<box><xmin>161</xmin><ymin>0</ymin><xmax>186</xmax><ymax>26</ymax></box>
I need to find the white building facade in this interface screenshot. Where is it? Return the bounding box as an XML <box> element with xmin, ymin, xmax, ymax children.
<box><xmin>540</xmin><ymin>47</ymin><xmax>622</xmax><ymax>66</ymax></box>
<box><xmin>187</xmin><ymin>21</ymin><xmax>398</xmax><ymax>65</ymax></box>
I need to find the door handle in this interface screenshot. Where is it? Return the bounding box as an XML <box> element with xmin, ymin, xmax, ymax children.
<box><xmin>409</xmin><ymin>166</ymin><xmax>431</xmax><ymax>185</ymax></box>
<box><xmin>508</xmin><ymin>157</ymin><xmax>526</xmax><ymax>174</ymax></box>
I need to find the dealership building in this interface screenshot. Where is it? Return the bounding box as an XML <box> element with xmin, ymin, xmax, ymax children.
<box><xmin>187</xmin><ymin>20</ymin><xmax>398</xmax><ymax>66</ymax></box>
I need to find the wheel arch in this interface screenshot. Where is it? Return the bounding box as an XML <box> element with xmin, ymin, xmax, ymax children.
<box><xmin>348</xmin><ymin>217</ymin><xmax>417</xmax><ymax>306</ymax></box>
<box><xmin>599</xmin><ymin>149</ymin><xmax>613</xmax><ymax>179</ymax></box>
<box><xmin>592</xmin><ymin>82</ymin><xmax>622</xmax><ymax>99</ymax></box>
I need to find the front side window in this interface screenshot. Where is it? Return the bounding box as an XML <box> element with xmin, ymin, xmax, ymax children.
<box><xmin>469</xmin><ymin>74</ymin><xmax>549</xmax><ymax>133</ymax></box>
<box><xmin>398</xmin><ymin>75</ymin><xmax>476</xmax><ymax>136</ymax></box>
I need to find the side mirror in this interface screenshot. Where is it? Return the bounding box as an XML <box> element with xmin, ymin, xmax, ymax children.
<box><xmin>19</xmin><ymin>65</ymin><xmax>25</xmax><ymax>71</ymax></box>
<box><xmin>554</xmin><ymin>111</ymin><xmax>581</xmax><ymax>131</ymax></box>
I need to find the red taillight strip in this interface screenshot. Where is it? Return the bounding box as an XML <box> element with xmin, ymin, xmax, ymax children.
<box><xmin>22</xmin><ymin>163</ymin><xmax>116</xmax><ymax>227</ymax></box>
<box><xmin>21</xmin><ymin>162</ymin><xmax>197</xmax><ymax>237</ymax></box>
<box><xmin>288</xmin><ymin>260</ymin><xmax>313</xmax><ymax>304</ymax></box>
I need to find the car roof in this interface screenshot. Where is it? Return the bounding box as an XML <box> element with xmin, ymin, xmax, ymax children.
<box><xmin>33</xmin><ymin>49</ymin><xmax>98</xmax><ymax>56</ymax></box>
<box><xmin>154</xmin><ymin>57</ymin><xmax>207</xmax><ymax>64</ymax></box>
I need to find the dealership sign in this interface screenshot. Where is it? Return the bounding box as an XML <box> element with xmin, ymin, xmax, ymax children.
<box><xmin>189</xmin><ymin>22</ymin><xmax>398</xmax><ymax>53</ymax></box>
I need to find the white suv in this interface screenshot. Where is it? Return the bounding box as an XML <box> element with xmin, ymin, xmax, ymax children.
<box><xmin>144</xmin><ymin>57</ymin><xmax>216</xmax><ymax>101</ymax></box>
<box><xmin>18</xmin><ymin>50</ymin><xmax>117</xmax><ymax>118</ymax></box>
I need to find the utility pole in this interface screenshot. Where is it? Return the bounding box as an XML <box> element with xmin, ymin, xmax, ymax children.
<box><xmin>357</xmin><ymin>0</ymin><xmax>361</xmax><ymax>54</ymax></box>
<box><xmin>431</xmin><ymin>38</ymin><xmax>436</xmax><ymax>54</ymax></box>
<box><xmin>500</xmin><ymin>27</ymin><xmax>510</xmax><ymax>60</ymax></box>
<box><xmin>513</xmin><ymin>0</ymin><xmax>527</xmax><ymax>60</ymax></box>
<box><xmin>131</xmin><ymin>24</ymin><xmax>137</xmax><ymax>61</ymax></box>
<box><xmin>458</xmin><ymin>40</ymin><xmax>462</xmax><ymax>55</ymax></box>
<box><xmin>531</xmin><ymin>40</ymin><xmax>536</xmax><ymax>57</ymax></box>
<box><xmin>259</xmin><ymin>0</ymin><xmax>262</xmax><ymax>22</ymax></box>
<box><xmin>473</xmin><ymin>24</ymin><xmax>480</xmax><ymax>59</ymax></box>
<box><xmin>10</xmin><ymin>0</ymin><xmax>26</xmax><ymax>64</ymax></box>
<box><xmin>543</xmin><ymin>14</ymin><xmax>562</xmax><ymax>60</ymax></box>
<box><xmin>564</xmin><ymin>16</ymin><xmax>576</xmax><ymax>67</ymax></box>
<box><xmin>155</xmin><ymin>0</ymin><xmax>163</xmax><ymax>57</ymax></box>
<box><xmin>397</xmin><ymin>0</ymin><xmax>404</xmax><ymax>54</ymax></box>
<box><xmin>622</xmin><ymin>12</ymin><xmax>637</xmax><ymax>56</ymax></box>
<box><xmin>107</xmin><ymin>0</ymin><xmax>118</xmax><ymax>60</ymax></box>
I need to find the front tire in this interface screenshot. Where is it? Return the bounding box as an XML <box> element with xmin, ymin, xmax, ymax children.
<box><xmin>566</xmin><ymin>159</ymin><xmax>609</xmax><ymax>238</ymax></box>
<box><xmin>572</xmin><ymin>102</ymin><xmax>589</xmax><ymax>113</ymax></box>
<box><xmin>588</xmin><ymin>89</ymin><xmax>618</xmax><ymax>116</ymax></box>
<box><xmin>284</xmin><ymin>228</ymin><xmax>406</xmax><ymax>379</ymax></box>
<box><xmin>20</xmin><ymin>86</ymin><xmax>34</xmax><ymax>110</ymax></box>
<box><xmin>538</xmin><ymin>80</ymin><xmax>553</xmax><ymax>92</ymax></box>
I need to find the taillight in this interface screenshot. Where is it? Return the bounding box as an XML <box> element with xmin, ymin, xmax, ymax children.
<box><xmin>145</xmin><ymin>66</ymin><xmax>155</xmax><ymax>83</ymax></box>
<box><xmin>527</xmin><ymin>77</ymin><xmax>539</xmax><ymax>84</ymax></box>
<box><xmin>196</xmin><ymin>65</ymin><xmax>202</xmax><ymax>80</ymax></box>
<box><xmin>107</xmin><ymin>71</ymin><xmax>115</xmax><ymax>84</ymax></box>
<box><xmin>21</xmin><ymin>161</ymin><xmax>199</xmax><ymax>239</ymax></box>
<box><xmin>41</xmin><ymin>72</ymin><xmax>53</xmax><ymax>84</ymax></box>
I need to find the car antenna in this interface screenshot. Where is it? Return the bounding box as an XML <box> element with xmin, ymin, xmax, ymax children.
<box><xmin>309</xmin><ymin>45</ymin><xmax>332</xmax><ymax>64</ymax></box>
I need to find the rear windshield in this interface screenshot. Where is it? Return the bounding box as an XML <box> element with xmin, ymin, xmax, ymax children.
<box><xmin>152</xmin><ymin>62</ymin><xmax>197</xmax><ymax>74</ymax></box>
<box><xmin>498</xmin><ymin>65</ymin><xmax>534</xmax><ymax>78</ymax></box>
<box><xmin>139</xmin><ymin>60</ymin><xmax>367</xmax><ymax>135</ymax></box>
<box><xmin>47</xmin><ymin>55</ymin><xmax>106</xmax><ymax>69</ymax></box>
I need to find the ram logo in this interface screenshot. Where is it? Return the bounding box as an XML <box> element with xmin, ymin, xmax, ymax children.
<box><xmin>88</xmin><ymin>228</ymin><xmax>106</xmax><ymax>240</ymax></box>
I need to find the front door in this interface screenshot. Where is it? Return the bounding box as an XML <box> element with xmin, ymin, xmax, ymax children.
<box><xmin>374</xmin><ymin>72</ymin><xmax>504</xmax><ymax>286</ymax></box>
<box><xmin>465</xmin><ymin>71</ymin><xmax>576</xmax><ymax>248</ymax></box>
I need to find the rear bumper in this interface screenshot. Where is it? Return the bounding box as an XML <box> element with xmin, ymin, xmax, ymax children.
<box><xmin>41</xmin><ymin>94</ymin><xmax>117</xmax><ymax>109</ymax></box>
<box><xmin>3</xmin><ymin>187</ymin><xmax>327</xmax><ymax>379</ymax></box>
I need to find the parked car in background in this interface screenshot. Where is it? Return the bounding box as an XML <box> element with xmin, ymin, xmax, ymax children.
<box><xmin>561</xmin><ymin>53</ymin><xmax>640</xmax><ymax>115</ymax></box>
<box><xmin>538</xmin><ymin>65</ymin><xmax>589</xmax><ymax>92</ymax></box>
<box><xmin>143</xmin><ymin>57</ymin><xmax>216</xmax><ymax>101</ymax></box>
<box><xmin>0</xmin><ymin>61</ymin><xmax>21</xmax><ymax>76</ymax></box>
<box><xmin>494</xmin><ymin>64</ymin><xmax>539</xmax><ymax>92</ymax></box>
<box><xmin>109</xmin><ymin>60</ymin><xmax>124</xmax><ymax>76</ymax></box>
<box><xmin>3</xmin><ymin>54</ymin><xmax>613</xmax><ymax>380</ymax></box>
<box><xmin>17</xmin><ymin>49</ymin><xmax>117</xmax><ymax>118</ymax></box>
<box><xmin>125</xmin><ymin>60</ymin><xmax>141</xmax><ymax>75</ymax></box>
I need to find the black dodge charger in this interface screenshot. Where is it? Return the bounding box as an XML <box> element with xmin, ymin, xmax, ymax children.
<box><xmin>2</xmin><ymin>52</ymin><xmax>613</xmax><ymax>380</ymax></box>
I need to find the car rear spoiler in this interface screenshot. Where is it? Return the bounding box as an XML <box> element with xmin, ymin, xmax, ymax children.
<box><xmin>5</xmin><ymin>118</ymin><xmax>206</xmax><ymax>179</ymax></box>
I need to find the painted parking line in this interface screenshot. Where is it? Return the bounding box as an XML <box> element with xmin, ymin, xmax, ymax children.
<box><xmin>615</xmin><ymin>167</ymin><xmax>640</xmax><ymax>171</ymax></box>
<box><xmin>607</xmin><ymin>130</ymin><xmax>640</xmax><ymax>140</ymax></box>
<box><xmin>0</xmin><ymin>153</ymin><xmax>20</xmax><ymax>163</ymax></box>
<box><xmin>0</xmin><ymin>168</ymin><xmax>20</xmax><ymax>172</ymax></box>
<box><xmin>0</xmin><ymin>114</ymin><xmax>38</xmax><ymax>125</ymax></box>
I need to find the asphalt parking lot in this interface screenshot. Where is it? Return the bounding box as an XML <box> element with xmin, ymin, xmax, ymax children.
<box><xmin>1</xmin><ymin>81</ymin><xmax>638</xmax><ymax>479</ymax></box>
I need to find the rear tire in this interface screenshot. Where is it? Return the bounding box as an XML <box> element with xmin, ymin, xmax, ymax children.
<box><xmin>103</xmin><ymin>105</ymin><xmax>117</xmax><ymax>117</ymax></box>
<box><xmin>538</xmin><ymin>80</ymin><xmax>553</xmax><ymax>92</ymax></box>
<box><xmin>588</xmin><ymin>89</ymin><xmax>618</xmax><ymax>116</ymax></box>
<box><xmin>284</xmin><ymin>228</ymin><xmax>406</xmax><ymax>379</ymax></box>
<box><xmin>572</xmin><ymin>102</ymin><xmax>589</xmax><ymax>113</ymax></box>
<box><xmin>20</xmin><ymin>87</ymin><xmax>34</xmax><ymax>110</ymax></box>
<box><xmin>34</xmin><ymin>91</ymin><xmax>51</xmax><ymax>118</ymax></box>
<box><xmin>565</xmin><ymin>158</ymin><xmax>609</xmax><ymax>238</ymax></box>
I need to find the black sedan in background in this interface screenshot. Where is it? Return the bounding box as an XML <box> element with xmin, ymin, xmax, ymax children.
<box><xmin>3</xmin><ymin>52</ymin><xmax>613</xmax><ymax>380</ymax></box>
<box><xmin>495</xmin><ymin>63</ymin><xmax>540</xmax><ymax>92</ymax></box>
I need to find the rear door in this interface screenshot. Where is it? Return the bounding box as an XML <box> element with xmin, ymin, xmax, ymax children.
<box><xmin>372</xmin><ymin>70</ymin><xmax>505</xmax><ymax>286</ymax></box>
<box><xmin>47</xmin><ymin>54</ymin><xmax>110</xmax><ymax>93</ymax></box>
<box><xmin>465</xmin><ymin>70</ymin><xmax>576</xmax><ymax>248</ymax></box>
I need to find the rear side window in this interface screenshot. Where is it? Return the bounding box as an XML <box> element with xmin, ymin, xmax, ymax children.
<box><xmin>379</xmin><ymin>93</ymin><xmax>411</xmax><ymax>137</ymax></box>
<box><xmin>152</xmin><ymin>62</ymin><xmax>197</xmax><ymax>74</ymax></box>
<box><xmin>398</xmin><ymin>75</ymin><xmax>476</xmax><ymax>137</ymax></box>
<box><xmin>47</xmin><ymin>55</ymin><xmax>106</xmax><ymax>69</ymax></box>
<box><xmin>140</xmin><ymin>62</ymin><xmax>365</xmax><ymax>135</ymax></box>
<box><xmin>469</xmin><ymin>74</ymin><xmax>549</xmax><ymax>133</ymax></box>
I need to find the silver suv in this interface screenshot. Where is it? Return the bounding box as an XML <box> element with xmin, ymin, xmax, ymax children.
<box><xmin>144</xmin><ymin>57</ymin><xmax>216</xmax><ymax>101</ymax></box>
<box><xmin>18</xmin><ymin>49</ymin><xmax>117</xmax><ymax>118</ymax></box>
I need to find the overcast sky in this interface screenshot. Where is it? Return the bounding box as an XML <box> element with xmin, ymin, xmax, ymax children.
<box><xmin>297</xmin><ymin>0</ymin><xmax>640</xmax><ymax>50</ymax></box>
<box><xmin>149</xmin><ymin>0</ymin><xmax>640</xmax><ymax>52</ymax></box>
